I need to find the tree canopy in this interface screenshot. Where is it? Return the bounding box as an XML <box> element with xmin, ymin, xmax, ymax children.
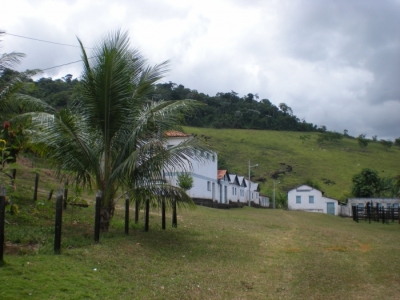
<box><xmin>30</xmin><ymin>30</ymin><xmax>209</xmax><ymax>229</ymax></box>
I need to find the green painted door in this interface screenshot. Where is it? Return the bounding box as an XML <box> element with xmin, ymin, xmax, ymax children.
<box><xmin>327</xmin><ymin>202</ymin><xmax>335</xmax><ymax>215</ymax></box>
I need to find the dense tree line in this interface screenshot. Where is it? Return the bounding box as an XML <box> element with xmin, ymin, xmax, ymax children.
<box><xmin>1</xmin><ymin>71</ymin><xmax>321</xmax><ymax>132</ymax></box>
<box><xmin>153</xmin><ymin>83</ymin><xmax>319</xmax><ymax>131</ymax></box>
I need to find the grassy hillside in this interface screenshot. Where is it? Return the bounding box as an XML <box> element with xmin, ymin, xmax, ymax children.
<box><xmin>183</xmin><ymin>127</ymin><xmax>400</xmax><ymax>200</ymax></box>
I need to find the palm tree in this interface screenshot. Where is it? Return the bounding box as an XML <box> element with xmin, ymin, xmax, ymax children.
<box><xmin>31</xmin><ymin>30</ymin><xmax>208</xmax><ymax>230</ymax></box>
<box><xmin>0</xmin><ymin>31</ymin><xmax>51</xmax><ymax>188</ymax></box>
<box><xmin>0</xmin><ymin>31</ymin><xmax>49</xmax><ymax>118</ymax></box>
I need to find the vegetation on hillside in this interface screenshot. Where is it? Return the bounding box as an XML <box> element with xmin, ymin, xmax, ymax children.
<box><xmin>184</xmin><ymin>126</ymin><xmax>400</xmax><ymax>201</ymax></box>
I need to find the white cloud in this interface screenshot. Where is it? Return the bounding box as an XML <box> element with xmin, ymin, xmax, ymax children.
<box><xmin>1</xmin><ymin>0</ymin><xmax>399</xmax><ymax>139</ymax></box>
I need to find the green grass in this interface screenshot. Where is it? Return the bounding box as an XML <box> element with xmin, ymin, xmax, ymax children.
<box><xmin>184</xmin><ymin>127</ymin><xmax>400</xmax><ymax>200</ymax></box>
<box><xmin>2</xmin><ymin>203</ymin><xmax>400</xmax><ymax>299</ymax></box>
<box><xmin>1</xmin><ymin>130</ymin><xmax>400</xmax><ymax>299</ymax></box>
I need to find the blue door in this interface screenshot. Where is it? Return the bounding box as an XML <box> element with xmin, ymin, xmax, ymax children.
<box><xmin>327</xmin><ymin>203</ymin><xmax>335</xmax><ymax>215</ymax></box>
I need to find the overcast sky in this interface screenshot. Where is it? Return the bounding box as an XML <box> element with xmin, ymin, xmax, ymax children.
<box><xmin>2</xmin><ymin>0</ymin><xmax>399</xmax><ymax>139</ymax></box>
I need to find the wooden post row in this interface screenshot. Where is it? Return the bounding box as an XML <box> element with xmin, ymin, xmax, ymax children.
<box><xmin>54</xmin><ymin>189</ymin><xmax>63</xmax><ymax>254</ymax></box>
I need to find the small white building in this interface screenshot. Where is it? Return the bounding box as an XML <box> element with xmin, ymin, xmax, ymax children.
<box><xmin>237</xmin><ymin>176</ymin><xmax>247</xmax><ymax>203</ymax></box>
<box><xmin>287</xmin><ymin>185</ymin><xmax>340</xmax><ymax>215</ymax></box>
<box><xmin>259</xmin><ymin>194</ymin><xmax>270</xmax><ymax>207</ymax></box>
<box><xmin>164</xmin><ymin>131</ymin><xmax>218</xmax><ymax>201</ymax></box>
<box><xmin>227</xmin><ymin>173</ymin><xmax>240</xmax><ymax>202</ymax></box>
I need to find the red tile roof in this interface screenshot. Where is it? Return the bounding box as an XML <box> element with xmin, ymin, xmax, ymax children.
<box><xmin>164</xmin><ymin>130</ymin><xmax>191</xmax><ymax>137</ymax></box>
<box><xmin>218</xmin><ymin>170</ymin><xmax>227</xmax><ymax>180</ymax></box>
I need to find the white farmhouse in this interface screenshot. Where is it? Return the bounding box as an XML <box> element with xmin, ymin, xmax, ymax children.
<box><xmin>163</xmin><ymin>131</ymin><xmax>218</xmax><ymax>201</ymax></box>
<box><xmin>287</xmin><ymin>185</ymin><xmax>340</xmax><ymax>215</ymax></box>
<box><xmin>245</xmin><ymin>178</ymin><xmax>260</xmax><ymax>205</ymax></box>
<box><xmin>163</xmin><ymin>131</ymin><xmax>268</xmax><ymax>208</ymax></box>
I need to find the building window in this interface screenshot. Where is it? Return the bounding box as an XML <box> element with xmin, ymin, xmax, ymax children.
<box><xmin>393</xmin><ymin>203</ymin><xmax>399</xmax><ymax>209</ymax></box>
<box><xmin>167</xmin><ymin>145</ymin><xmax>173</xmax><ymax>149</ymax></box>
<box><xmin>387</xmin><ymin>203</ymin><xmax>391</xmax><ymax>208</ymax></box>
<box><xmin>207</xmin><ymin>181</ymin><xmax>211</xmax><ymax>191</ymax></box>
<box><xmin>206</xmin><ymin>153</ymin><xmax>210</xmax><ymax>159</ymax></box>
<box><xmin>240</xmin><ymin>189</ymin><xmax>244</xmax><ymax>196</ymax></box>
<box><xmin>212</xmin><ymin>155</ymin><xmax>215</xmax><ymax>162</ymax></box>
<box><xmin>309</xmin><ymin>196</ymin><xmax>314</xmax><ymax>204</ymax></box>
<box><xmin>296</xmin><ymin>196</ymin><xmax>301</xmax><ymax>204</ymax></box>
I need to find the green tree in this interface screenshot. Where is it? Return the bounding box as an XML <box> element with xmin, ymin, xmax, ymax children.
<box><xmin>351</xmin><ymin>168</ymin><xmax>380</xmax><ymax>197</ymax></box>
<box><xmin>379</xmin><ymin>139</ymin><xmax>393</xmax><ymax>151</ymax></box>
<box><xmin>395</xmin><ymin>138</ymin><xmax>400</xmax><ymax>149</ymax></box>
<box><xmin>0</xmin><ymin>32</ymin><xmax>47</xmax><ymax>119</ymax></box>
<box><xmin>31</xmin><ymin>30</ymin><xmax>207</xmax><ymax>229</ymax></box>
<box><xmin>0</xmin><ymin>31</ymin><xmax>51</xmax><ymax>185</ymax></box>
<box><xmin>177</xmin><ymin>173</ymin><xmax>194</xmax><ymax>191</ymax></box>
<box><xmin>357</xmin><ymin>134</ymin><xmax>369</xmax><ymax>152</ymax></box>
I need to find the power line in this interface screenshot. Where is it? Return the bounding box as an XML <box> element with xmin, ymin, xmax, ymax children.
<box><xmin>4</xmin><ymin>32</ymin><xmax>93</xmax><ymax>49</ymax></box>
<box><xmin>42</xmin><ymin>57</ymin><xmax>96</xmax><ymax>71</ymax></box>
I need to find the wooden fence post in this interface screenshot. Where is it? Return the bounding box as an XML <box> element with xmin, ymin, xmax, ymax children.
<box><xmin>135</xmin><ymin>200</ymin><xmax>139</xmax><ymax>224</ymax></box>
<box><xmin>162</xmin><ymin>198</ymin><xmax>166</xmax><ymax>230</ymax></box>
<box><xmin>172</xmin><ymin>199</ymin><xmax>177</xmax><ymax>228</ymax></box>
<box><xmin>376</xmin><ymin>204</ymin><xmax>379</xmax><ymax>222</ymax></box>
<box><xmin>125</xmin><ymin>193</ymin><xmax>129</xmax><ymax>235</ymax></box>
<box><xmin>63</xmin><ymin>179</ymin><xmax>68</xmax><ymax>210</ymax></box>
<box><xmin>0</xmin><ymin>186</ymin><xmax>6</xmax><ymax>263</ymax></box>
<box><xmin>54</xmin><ymin>189</ymin><xmax>63</xmax><ymax>254</ymax></box>
<box><xmin>33</xmin><ymin>173</ymin><xmax>39</xmax><ymax>201</ymax></box>
<box><xmin>94</xmin><ymin>191</ymin><xmax>102</xmax><ymax>243</ymax></box>
<box><xmin>144</xmin><ymin>197</ymin><xmax>150</xmax><ymax>232</ymax></box>
<box><xmin>48</xmin><ymin>189</ymin><xmax>54</xmax><ymax>201</ymax></box>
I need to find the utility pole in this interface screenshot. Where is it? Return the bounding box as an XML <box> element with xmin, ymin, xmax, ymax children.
<box><xmin>248</xmin><ymin>160</ymin><xmax>258</xmax><ymax>207</ymax></box>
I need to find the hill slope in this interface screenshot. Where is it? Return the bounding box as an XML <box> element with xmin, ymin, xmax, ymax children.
<box><xmin>184</xmin><ymin>127</ymin><xmax>400</xmax><ymax>200</ymax></box>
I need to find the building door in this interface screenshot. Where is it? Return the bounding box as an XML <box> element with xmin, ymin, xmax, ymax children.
<box><xmin>212</xmin><ymin>182</ymin><xmax>215</xmax><ymax>201</ymax></box>
<box><xmin>327</xmin><ymin>202</ymin><xmax>335</xmax><ymax>215</ymax></box>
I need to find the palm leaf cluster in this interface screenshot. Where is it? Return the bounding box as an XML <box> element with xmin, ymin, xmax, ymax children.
<box><xmin>0</xmin><ymin>31</ymin><xmax>51</xmax><ymax>120</ymax></box>
<box><xmin>31</xmin><ymin>30</ymin><xmax>209</xmax><ymax>217</ymax></box>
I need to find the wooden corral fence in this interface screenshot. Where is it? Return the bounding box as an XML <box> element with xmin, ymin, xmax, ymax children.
<box><xmin>352</xmin><ymin>205</ymin><xmax>399</xmax><ymax>224</ymax></box>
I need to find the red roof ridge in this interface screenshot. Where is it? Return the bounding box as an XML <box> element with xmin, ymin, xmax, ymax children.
<box><xmin>164</xmin><ymin>130</ymin><xmax>191</xmax><ymax>137</ymax></box>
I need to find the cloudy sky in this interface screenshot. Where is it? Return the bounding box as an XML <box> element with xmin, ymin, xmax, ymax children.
<box><xmin>2</xmin><ymin>0</ymin><xmax>399</xmax><ymax>139</ymax></box>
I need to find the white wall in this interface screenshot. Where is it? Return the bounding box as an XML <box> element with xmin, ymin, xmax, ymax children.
<box><xmin>165</xmin><ymin>136</ymin><xmax>218</xmax><ymax>201</ymax></box>
<box><xmin>288</xmin><ymin>185</ymin><xmax>340</xmax><ymax>215</ymax></box>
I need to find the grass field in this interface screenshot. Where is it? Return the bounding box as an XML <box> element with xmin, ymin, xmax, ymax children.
<box><xmin>183</xmin><ymin>127</ymin><xmax>400</xmax><ymax>200</ymax></box>
<box><xmin>1</xmin><ymin>130</ymin><xmax>400</xmax><ymax>299</ymax></box>
<box><xmin>2</xmin><ymin>201</ymin><xmax>400</xmax><ymax>299</ymax></box>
